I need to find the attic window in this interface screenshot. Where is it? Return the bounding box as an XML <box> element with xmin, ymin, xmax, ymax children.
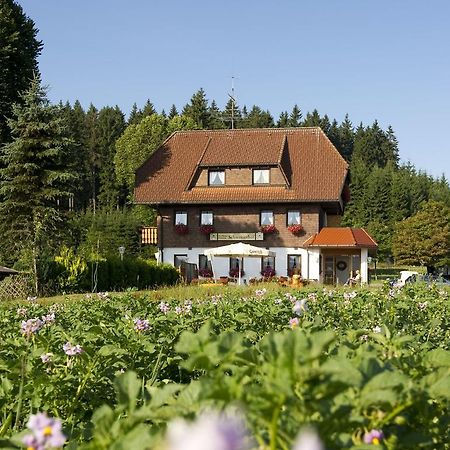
<box><xmin>209</xmin><ymin>170</ymin><xmax>225</xmax><ymax>186</ymax></box>
<box><xmin>253</xmin><ymin>169</ymin><xmax>270</xmax><ymax>184</ymax></box>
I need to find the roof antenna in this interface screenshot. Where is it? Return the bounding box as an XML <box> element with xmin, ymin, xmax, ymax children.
<box><xmin>228</xmin><ymin>76</ymin><xmax>236</xmax><ymax>130</ymax></box>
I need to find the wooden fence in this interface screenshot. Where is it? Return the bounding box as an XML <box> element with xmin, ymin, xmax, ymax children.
<box><xmin>0</xmin><ymin>273</ymin><xmax>33</xmax><ymax>301</ymax></box>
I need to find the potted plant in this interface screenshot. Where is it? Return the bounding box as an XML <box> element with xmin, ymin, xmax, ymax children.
<box><xmin>199</xmin><ymin>224</ymin><xmax>215</xmax><ymax>235</ymax></box>
<box><xmin>260</xmin><ymin>224</ymin><xmax>278</xmax><ymax>234</ymax></box>
<box><xmin>287</xmin><ymin>224</ymin><xmax>304</xmax><ymax>235</ymax></box>
<box><xmin>174</xmin><ymin>223</ymin><xmax>189</xmax><ymax>235</ymax></box>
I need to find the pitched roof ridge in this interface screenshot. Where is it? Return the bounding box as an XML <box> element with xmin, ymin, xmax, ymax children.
<box><xmin>349</xmin><ymin>227</ymin><xmax>357</xmax><ymax>246</ymax></box>
<box><xmin>173</xmin><ymin>126</ymin><xmax>323</xmax><ymax>135</ymax></box>
<box><xmin>185</xmin><ymin>136</ymin><xmax>212</xmax><ymax>190</ymax></box>
<box><xmin>317</xmin><ymin>128</ymin><xmax>349</xmax><ymax>170</ymax></box>
<box><xmin>359</xmin><ymin>227</ymin><xmax>379</xmax><ymax>246</ymax></box>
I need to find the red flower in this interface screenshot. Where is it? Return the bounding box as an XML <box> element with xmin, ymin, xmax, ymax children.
<box><xmin>229</xmin><ymin>268</ymin><xmax>245</xmax><ymax>278</ymax></box>
<box><xmin>199</xmin><ymin>224</ymin><xmax>215</xmax><ymax>234</ymax></box>
<box><xmin>261</xmin><ymin>267</ymin><xmax>276</xmax><ymax>278</ymax></box>
<box><xmin>287</xmin><ymin>224</ymin><xmax>304</xmax><ymax>235</ymax></box>
<box><xmin>199</xmin><ymin>268</ymin><xmax>213</xmax><ymax>278</ymax></box>
<box><xmin>260</xmin><ymin>224</ymin><xmax>278</xmax><ymax>234</ymax></box>
<box><xmin>174</xmin><ymin>223</ymin><xmax>189</xmax><ymax>235</ymax></box>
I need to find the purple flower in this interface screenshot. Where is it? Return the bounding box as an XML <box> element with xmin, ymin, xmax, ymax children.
<box><xmin>307</xmin><ymin>292</ymin><xmax>318</xmax><ymax>302</ymax></box>
<box><xmin>133</xmin><ymin>318</ymin><xmax>150</xmax><ymax>332</ymax></box>
<box><xmin>255</xmin><ymin>288</ymin><xmax>267</xmax><ymax>297</ymax></box>
<box><xmin>285</xmin><ymin>292</ymin><xmax>296</xmax><ymax>302</ymax></box>
<box><xmin>166</xmin><ymin>411</ymin><xmax>253</xmax><ymax>450</ymax></box>
<box><xmin>41</xmin><ymin>312</ymin><xmax>55</xmax><ymax>325</ymax></box>
<box><xmin>175</xmin><ymin>306</ymin><xmax>183</xmax><ymax>315</ymax></box>
<box><xmin>23</xmin><ymin>412</ymin><xmax>66</xmax><ymax>449</ymax></box>
<box><xmin>63</xmin><ymin>342</ymin><xmax>83</xmax><ymax>356</ymax></box>
<box><xmin>344</xmin><ymin>291</ymin><xmax>357</xmax><ymax>300</ymax></box>
<box><xmin>159</xmin><ymin>301</ymin><xmax>170</xmax><ymax>314</ymax></box>
<box><xmin>363</xmin><ymin>429</ymin><xmax>384</xmax><ymax>445</ymax></box>
<box><xmin>293</xmin><ymin>299</ymin><xmax>308</xmax><ymax>316</ymax></box>
<box><xmin>21</xmin><ymin>318</ymin><xmax>43</xmax><ymax>337</ymax></box>
<box><xmin>289</xmin><ymin>317</ymin><xmax>300</xmax><ymax>328</ymax></box>
<box><xmin>40</xmin><ymin>353</ymin><xmax>53</xmax><ymax>364</ymax></box>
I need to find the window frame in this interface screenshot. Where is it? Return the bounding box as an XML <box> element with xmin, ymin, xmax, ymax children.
<box><xmin>229</xmin><ymin>257</ymin><xmax>243</xmax><ymax>272</ymax></box>
<box><xmin>200</xmin><ymin>210</ymin><xmax>214</xmax><ymax>226</ymax></box>
<box><xmin>287</xmin><ymin>210</ymin><xmax>301</xmax><ymax>226</ymax></box>
<box><xmin>260</xmin><ymin>210</ymin><xmax>274</xmax><ymax>226</ymax></box>
<box><xmin>261</xmin><ymin>256</ymin><xmax>276</xmax><ymax>272</ymax></box>
<box><xmin>287</xmin><ymin>254</ymin><xmax>301</xmax><ymax>276</ymax></box>
<box><xmin>252</xmin><ymin>168</ymin><xmax>270</xmax><ymax>185</ymax></box>
<box><xmin>174</xmin><ymin>211</ymin><xmax>188</xmax><ymax>226</ymax></box>
<box><xmin>174</xmin><ymin>254</ymin><xmax>188</xmax><ymax>268</ymax></box>
<box><xmin>198</xmin><ymin>255</ymin><xmax>212</xmax><ymax>271</ymax></box>
<box><xmin>208</xmin><ymin>169</ymin><xmax>225</xmax><ymax>186</ymax></box>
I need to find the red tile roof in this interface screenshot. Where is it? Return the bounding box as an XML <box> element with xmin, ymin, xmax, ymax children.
<box><xmin>302</xmin><ymin>227</ymin><xmax>378</xmax><ymax>248</ymax></box>
<box><xmin>135</xmin><ymin>128</ymin><xmax>348</xmax><ymax>205</ymax></box>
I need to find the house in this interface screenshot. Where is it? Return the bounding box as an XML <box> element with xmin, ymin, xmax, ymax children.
<box><xmin>135</xmin><ymin>127</ymin><xmax>377</xmax><ymax>284</ymax></box>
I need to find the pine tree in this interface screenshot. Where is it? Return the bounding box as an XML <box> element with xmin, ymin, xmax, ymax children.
<box><xmin>128</xmin><ymin>102</ymin><xmax>142</xmax><ymax>125</ymax></box>
<box><xmin>0</xmin><ymin>0</ymin><xmax>43</xmax><ymax>144</ymax></box>
<box><xmin>241</xmin><ymin>105</ymin><xmax>274</xmax><ymax>128</ymax></box>
<box><xmin>338</xmin><ymin>114</ymin><xmax>354</xmax><ymax>162</ymax></box>
<box><xmin>141</xmin><ymin>99</ymin><xmax>156</xmax><ymax>118</ymax></box>
<box><xmin>168</xmin><ymin>104</ymin><xmax>178</xmax><ymax>119</ymax></box>
<box><xmin>0</xmin><ymin>77</ymin><xmax>76</xmax><ymax>290</ymax></box>
<box><xmin>222</xmin><ymin>98</ymin><xmax>242</xmax><ymax>129</ymax></box>
<box><xmin>84</xmin><ymin>104</ymin><xmax>101</xmax><ymax>212</ymax></box>
<box><xmin>97</xmin><ymin>106</ymin><xmax>126</xmax><ymax>209</ymax></box>
<box><xmin>208</xmin><ymin>100</ymin><xmax>225</xmax><ymax>129</ymax></box>
<box><xmin>182</xmin><ymin>88</ymin><xmax>211</xmax><ymax>128</ymax></box>
<box><xmin>277</xmin><ymin>111</ymin><xmax>289</xmax><ymax>127</ymax></box>
<box><xmin>288</xmin><ymin>104</ymin><xmax>302</xmax><ymax>127</ymax></box>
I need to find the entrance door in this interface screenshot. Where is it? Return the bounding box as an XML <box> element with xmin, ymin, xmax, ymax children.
<box><xmin>335</xmin><ymin>256</ymin><xmax>350</xmax><ymax>285</ymax></box>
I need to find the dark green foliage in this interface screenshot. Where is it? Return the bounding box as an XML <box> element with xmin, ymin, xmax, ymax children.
<box><xmin>207</xmin><ymin>99</ymin><xmax>225</xmax><ymax>129</ymax></box>
<box><xmin>277</xmin><ymin>111</ymin><xmax>289</xmax><ymax>127</ymax></box>
<box><xmin>0</xmin><ymin>0</ymin><xmax>42</xmax><ymax>144</ymax></box>
<box><xmin>0</xmin><ymin>78</ymin><xmax>76</xmax><ymax>274</ymax></box>
<box><xmin>288</xmin><ymin>104</ymin><xmax>302</xmax><ymax>127</ymax></box>
<box><xmin>182</xmin><ymin>88</ymin><xmax>211</xmax><ymax>128</ymax></box>
<box><xmin>168</xmin><ymin>104</ymin><xmax>178</xmax><ymax>119</ymax></box>
<box><xmin>241</xmin><ymin>105</ymin><xmax>274</xmax><ymax>128</ymax></box>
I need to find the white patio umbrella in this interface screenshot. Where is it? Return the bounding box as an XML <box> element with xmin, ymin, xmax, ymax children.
<box><xmin>204</xmin><ymin>242</ymin><xmax>276</xmax><ymax>285</ymax></box>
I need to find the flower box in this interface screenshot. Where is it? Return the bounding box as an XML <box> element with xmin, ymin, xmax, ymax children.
<box><xmin>174</xmin><ymin>223</ymin><xmax>189</xmax><ymax>235</ymax></box>
<box><xmin>199</xmin><ymin>268</ymin><xmax>213</xmax><ymax>278</ymax></box>
<box><xmin>261</xmin><ymin>267</ymin><xmax>276</xmax><ymax>278</ymax></box>
<box><xmin>287</xmin><ymin>224</ymin><xmax>304</xmax><ymax>235</ymax></box>
<box><xmin>229</xmin><ymin>268</ymin><xmax>245</xmax><ymax>278</ymax></box>
<box><xmin>199</xmin><ymin>224</ymin><xmax>215</xmax><ymax>235</ymax></box>
<box><xmin>260</xmin><ymin>224</ymin><xmax>278</xmax><ymax>234</ymax></box>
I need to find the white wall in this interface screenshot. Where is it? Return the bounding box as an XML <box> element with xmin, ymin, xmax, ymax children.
<box><xmin>161</xmin><ymin>247</ymin><xmax>316</xmax><ymax>281</ymax></box>
<box><xmin>360</xmin><ymin>248</ymin><xmax>369</xmax><ymax>283</ymax></box>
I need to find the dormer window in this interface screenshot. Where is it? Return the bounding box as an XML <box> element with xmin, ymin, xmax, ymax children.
<box><xmin>253</xmin><ymin>169</ymin><xmax>270</xmax><ymax>184</ymax></box>
<box><xmin>209</xmin><ymin>170</ymin><xmax>225</xmax><ymax>185</ymax></box>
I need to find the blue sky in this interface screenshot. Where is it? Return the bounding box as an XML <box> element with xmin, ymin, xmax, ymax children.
<box><xmin>20</xmin><ymin>0</ymin><xmax>449</xmax><ymax>178</ymax></box>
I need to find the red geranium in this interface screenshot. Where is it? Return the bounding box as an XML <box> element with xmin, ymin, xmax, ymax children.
<box><xmin>260</xmin><ymin>224</ymin><xmax>278</xmax><ymax>234</ymax></box>
<box><xmin>261</xmin><ymin>267</ymin><xmax>276</xmax><ymax>278</ymax></box>
<box><xmin>199</xmin><ymin>224</ymin><xmax>215</xmax><ymax>234</ymax></box>
<box><xmin>229</xmin><ymin>268</ymin><xmax>245</xmax><ymax>278</ymax></box>
<box><xmin>199</xmin><ymin>268</ymin><xmax>213</xmax><ymax>278</ymax></box>
<box><xmin>287</xmin><ymin>224</ymin><xmax>304</xmax><ymax>235</ymax></box>
<box><xmin>174</xmin><ymin>223</ymin><xmax>189</xmax><ymax>235</ymax></box>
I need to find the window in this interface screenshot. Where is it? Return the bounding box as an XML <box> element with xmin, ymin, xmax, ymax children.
<box><xmin>174</xmin><ymin>254</ymin><xmax>188</xmax><ymax>268</ymax></box>
<box><xmin>287</xmin><ymin>255</ymin><xmax>301</xmax><ymax>276</ymax></box>
<box><xmin>200</xmin><ymin>211</ymin><xmax>213</xmax><ymax>225</ymax></box>
<box><xmin>253</xmin><ymin>169</ymin><xmax>270</xmax><ymax>184</ymax></box>
<box><xmin>175</xmin><ymin>211</ymin><xmax>187</xmax><ymax>225</ymax></box>
<box><xmin>209</xmin><ymin>170</ymin><xmax>225</xmax><ymax>185</ymax></box>
<box><xmin>262</xmin><ymin>256</ymin><xmax>275</xmax><ymax>270</ymax></box>
<box><xmin>229</xmin><ymin>257</ymin><xmax>243</xmax><ymax>277</ymax></box>
<box><xmin>198</xmin><ymin>255</ymin><xmax>213</xmax><ymax>277</ymax></box>
<box><xmin>287</xmin><ymin>210</ymin><xmax>301</xmax><ymax>226</ymax></box>
<box><xmin>260</xmin><ymin>210</ymin><xmax>274</xmax><ymax>226</ymax></box>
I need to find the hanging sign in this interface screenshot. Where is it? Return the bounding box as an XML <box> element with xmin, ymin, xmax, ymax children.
<box><xmin>210</xmin><ymin>232</ymin><xmax>264</xmax><ymax>241</ymax></box>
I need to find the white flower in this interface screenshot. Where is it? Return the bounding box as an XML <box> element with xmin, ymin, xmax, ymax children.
<box><xmin>372</xmin><ymin>325</ymin><xmax>382</xmax><ymax>333</ymax></box>
<box><xmin>293</xmin><ymin>428</ymin><xmax>324</xmax><ymax>450</ymax></box>
<box><xmin>293</xmin><ymin>299</ymin><xmax>308</xmax><ymax>316</ymax></box>
<box><xmin>166</xmin><ymin>411</ymin><xmax>252</xmax><ymax>450</ymax></box>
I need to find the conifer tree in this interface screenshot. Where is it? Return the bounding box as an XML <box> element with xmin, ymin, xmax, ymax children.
<box><xmin>241</xmin><ymin>106</ymin><xmax>274</xmax><ymax>128</ymax></box>
<box><xmin>277</xmin><ymin>111</ymin><xmax>289</xmax><ymax>127</ymax></box>
<box><xmin>0</xmin><ymin>77</ymin><xmax>76</xmax><ymax>290</ymax></box>
<box><xmin>208</xmin><ymin>100</ymin><xmax>225</xmax><ymax>129</ymax></box>
<box><xmin>168</xmin><ymin>104</ymin><xmax>178</xmax><ymax>119</ymax></box>
<box><xmin>97</xmin><ymin>106</ymin><xmax>125</xmax><ymax>209</ymax></box>
<box><xmin>182</xmin><ymin>88</ymin><xmax>210</xmax><ymax>128</ymax></box>
<box><xmin>84</xmin><ymin>104</ymin><xmax>101</xmax><ymax>212</ymax></box>
<box><xmin>338</xmin><ymin>114</ymin><xmax>354</xmax><ymax>162</ymax></box>
<box><xmin>288</xmin><ymin>104</ymin><xmax>302</xmax><ymax>127</ymax></box>
<box><xmin>128</xmin><ymin>102</ymin><xmax>142</xmax><ymax>125</ymax></box>
<box><xmin>141</xmin><ymin>99</ymin><xmax>156</xmax><ymax>118</ymax></box>
<box><xmin>0</xmin><ymin>0</ymin><xmax>42</xmax><ymax>144</ymax></box>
